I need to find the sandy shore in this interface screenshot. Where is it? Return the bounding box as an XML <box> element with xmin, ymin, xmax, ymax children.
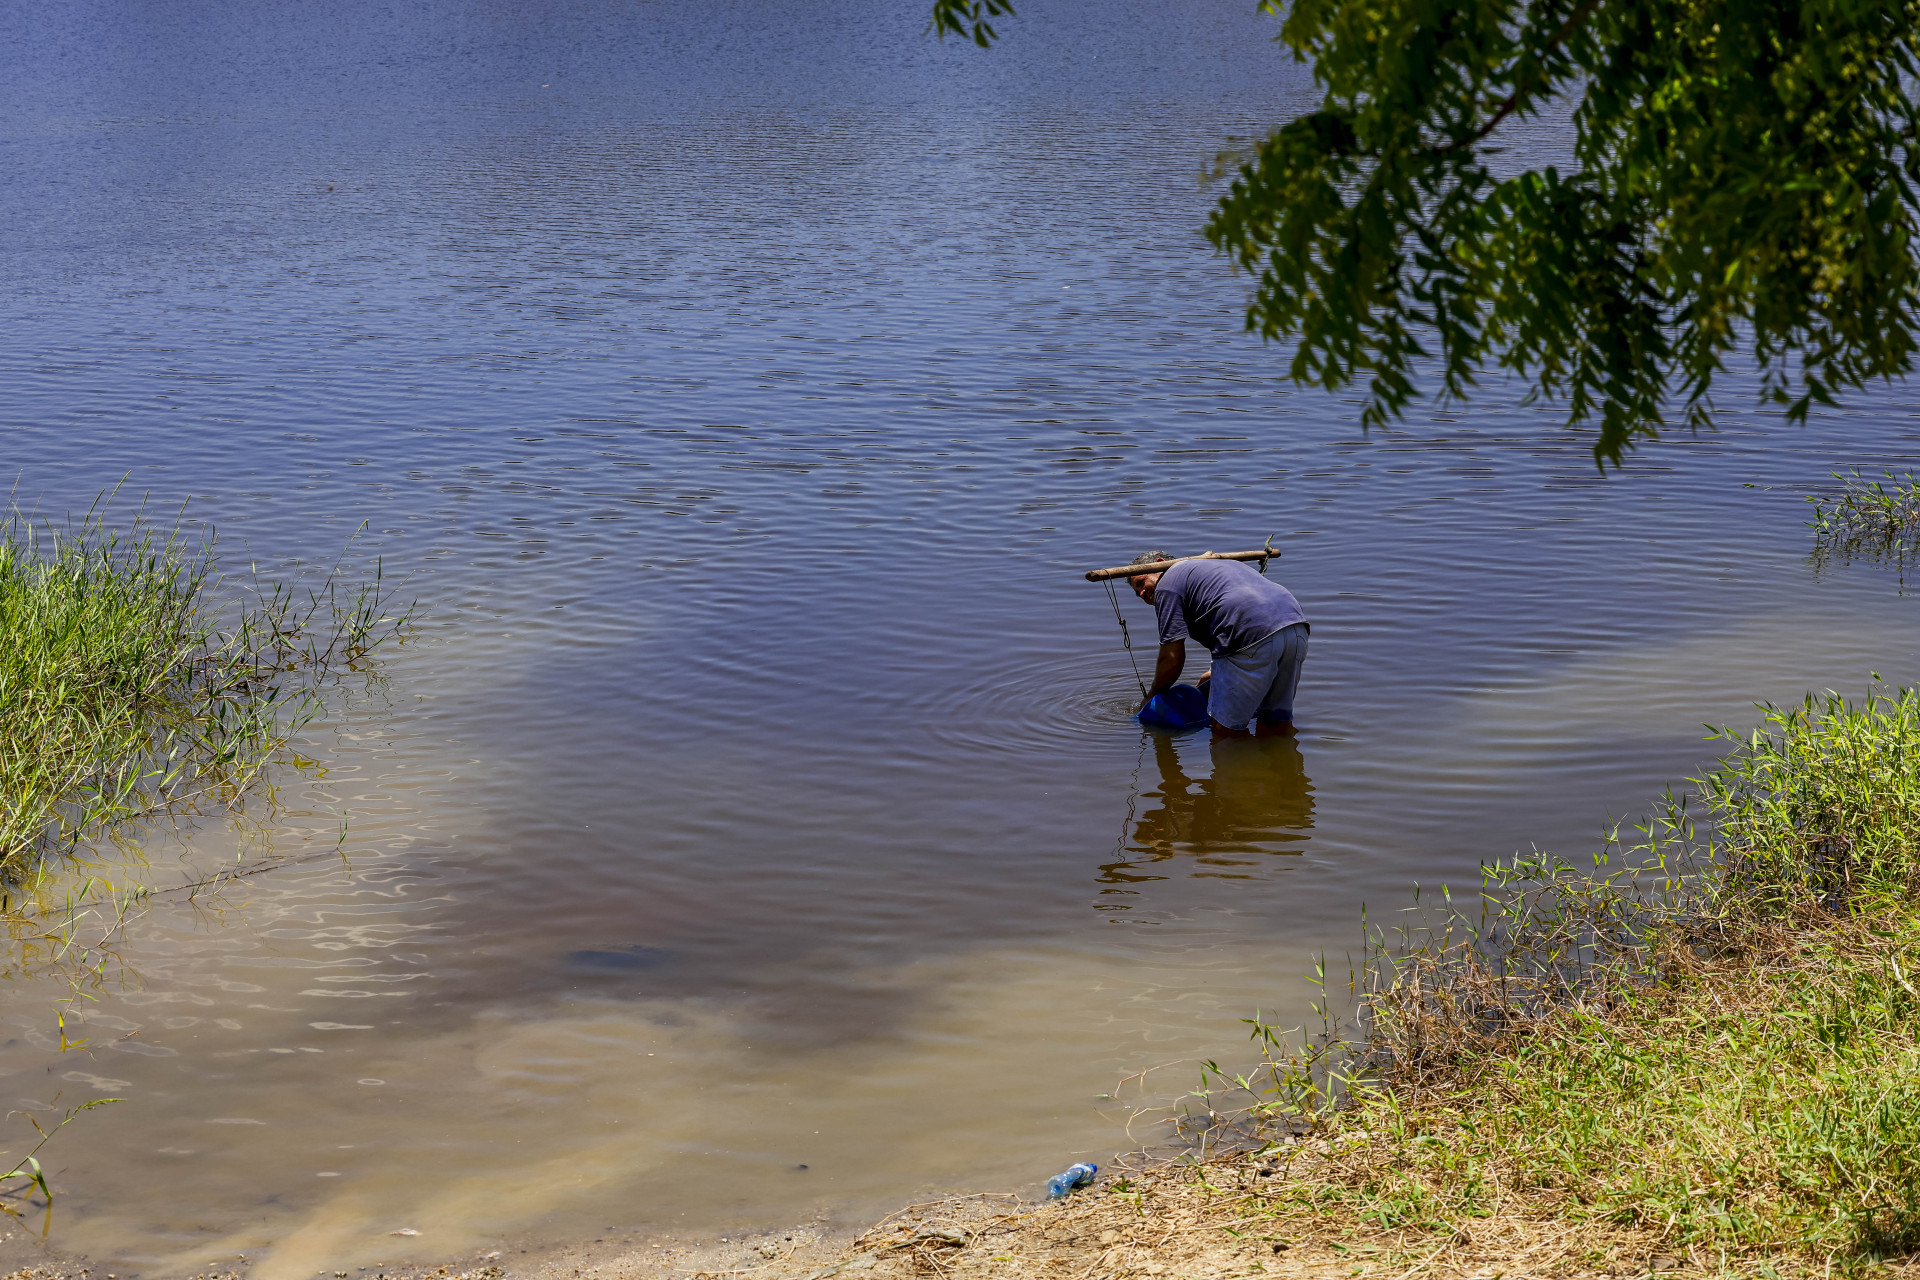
<box><xmin>0</xmin><ymin>1147</ymin><xmax>1734</xmax><ymax>1280</ymax></box>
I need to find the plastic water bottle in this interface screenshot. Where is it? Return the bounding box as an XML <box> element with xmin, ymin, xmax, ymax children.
<box><xmin>1046</xmin><ymin>1161</ymin><xmax>1097</xmax><ymax>1198</ymax></box>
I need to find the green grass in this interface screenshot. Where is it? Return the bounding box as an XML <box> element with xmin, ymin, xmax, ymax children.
<box><xmin>0</xmin><ymin>505</ymin><xmax>405</xmax><ymax>875</ymax></box>
<box><xmin>1808</xmin><ymin>470</ymin><xmax>1920</xmax><ymax>586</ymax></box>
<box><xmin>1326</xmin><ymin>917</ymin><xmax>1920</xmax><ymax>1257</ymax></box>
<box><xmin>1215</xmin><ymin>685</ymin><xmax>1920</xmax><ymax>1268</ymax></box>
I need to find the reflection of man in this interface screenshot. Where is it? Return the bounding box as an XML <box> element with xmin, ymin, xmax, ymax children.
<box><xmin>1108</xmin><ymin>734</ymin><xmax>1314</xmax><ymax>883</ymax></box>
<box><xmin>1128</xmin><ymin>551</ymin><xmax>1308</xmax><ymax>737</ymax></box>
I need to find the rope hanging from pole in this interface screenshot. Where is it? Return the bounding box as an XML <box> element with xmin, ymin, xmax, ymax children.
<box><xmin>1102</xmin><ymin>576</ymin><xmax>1149</xmax><ymax>698</ymax></box>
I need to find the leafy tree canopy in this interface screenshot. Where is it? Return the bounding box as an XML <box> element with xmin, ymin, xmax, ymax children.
<box><xmin>930</xmin><ymin>0</ymin><xmax>1920</xmax><ymax>463</ymax></box>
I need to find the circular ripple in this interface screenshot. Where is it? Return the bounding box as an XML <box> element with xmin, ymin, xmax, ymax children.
<box><xmin>922</xmin><ymin>652</ymin><xmax>1151</xmax><ymax>759</ymax></box>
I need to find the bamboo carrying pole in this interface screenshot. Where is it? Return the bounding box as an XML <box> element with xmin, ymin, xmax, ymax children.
<box><xmin>1083</xmin><ymin>548</ymin><xmax>1279</xmax><ymax>582</ymax></box>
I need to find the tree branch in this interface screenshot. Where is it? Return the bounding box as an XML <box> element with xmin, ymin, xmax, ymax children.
<box><xmin>1434</xmin><ymin>0</ymin><xmax>1605</xmax><ymax>154</ymax></box>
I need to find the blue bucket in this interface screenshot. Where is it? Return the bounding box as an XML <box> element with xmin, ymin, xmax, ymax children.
<box><xmin>1137</xmin><ymin>683</ymin><xmax>1209</xmax><ymax>730</ymax></box>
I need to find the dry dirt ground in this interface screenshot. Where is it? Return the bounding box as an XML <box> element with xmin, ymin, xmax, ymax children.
<box><xmin>0</xmin><ymin>1148</ymin><xmax>1887</xmax><ymax>1280</ymax></box>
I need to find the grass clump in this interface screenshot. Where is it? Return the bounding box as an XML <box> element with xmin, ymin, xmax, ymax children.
<box><xmin>1809</xmin><ymin>470</ymin><xmax>1920</xmax><ymax>586</ymax></box>
<box><xmin>0</xmin><ymin>505</ymin><xmax>405</xmax><ymax>875</ymax></box>
<box><xmin>1212</xmin><ymin>685</ymin><xmax>1920</xmax><ymax>1271</ymax></box>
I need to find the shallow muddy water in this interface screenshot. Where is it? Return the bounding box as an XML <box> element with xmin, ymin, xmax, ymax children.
<box><xmin>3</xmin><ymin>0</ymin><xmax>1920</xmax><ymax>1274</ymax></box>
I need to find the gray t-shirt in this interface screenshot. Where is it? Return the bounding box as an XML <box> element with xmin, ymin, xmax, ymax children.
<box><xmin>1153</xmin><ymin>558</ymin><xmax>1306</xmax><ymax>656</ymax></box>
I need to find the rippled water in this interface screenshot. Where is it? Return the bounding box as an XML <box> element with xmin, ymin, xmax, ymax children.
<box><xmin>3</xmin><ymin>0</ymin><xmax>1919</xmax><ymax>1274</ymax></box>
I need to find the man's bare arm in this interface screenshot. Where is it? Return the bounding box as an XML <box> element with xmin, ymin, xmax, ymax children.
<box><xmin>1145</xmin><ymin>640</ymin><xmax>1185</xmax><ymax>702</ymax></box>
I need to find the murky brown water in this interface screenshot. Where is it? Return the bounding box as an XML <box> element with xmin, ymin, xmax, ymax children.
<box><xmin>3</xmin><ymin>0</ymin><xmax>1920</xmax><ymax>1274</ymax></box>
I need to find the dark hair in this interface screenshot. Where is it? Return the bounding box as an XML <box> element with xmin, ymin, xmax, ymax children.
<box><xmin>1130</xmin><ymin>549</ymin><xmax>1175</xmax><ymax>567</ymax></box>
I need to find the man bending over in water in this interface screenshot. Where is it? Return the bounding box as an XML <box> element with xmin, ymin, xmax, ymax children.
<box><xmin>1130</xmin><ymin>550</ymin><xmax>1308</xmax><ymax>738</ymax></box>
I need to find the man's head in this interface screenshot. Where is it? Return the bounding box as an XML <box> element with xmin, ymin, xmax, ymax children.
<box><xmin>1128</xmin><ymin>549</ymin><xmax>1175</xmax><ymax>602</ymax></box>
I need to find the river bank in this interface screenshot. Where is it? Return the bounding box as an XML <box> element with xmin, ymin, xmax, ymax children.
<box><xmin>1</xmin><ymin>1127</ymin><xmax>1887</xmax><ymax>1280</ymax></box>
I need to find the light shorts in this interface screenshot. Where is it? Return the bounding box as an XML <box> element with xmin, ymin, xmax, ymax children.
<box><xmin>1207</xmin><ymin>622</ymin><xmax>1309</xmax><ymax>729</ymax></box>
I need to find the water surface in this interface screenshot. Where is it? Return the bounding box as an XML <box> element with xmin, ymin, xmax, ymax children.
<box><xmin>3</xmin><ymin>1</ymin><xmax>1919</xmax><ymax>1274</ymax></box>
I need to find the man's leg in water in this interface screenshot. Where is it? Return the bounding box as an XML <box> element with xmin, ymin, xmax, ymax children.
<box><xmin>1194</xmin><ymin>675</ymin><xmax>1251</xmax><ymax>738</ymax></box>
<box><xmin>1202</xmin><ymin>658</ymin><xmax>1253</xmax><ymax>737</ymax></box>
<box><xmin>1253</xmin><ymin>624</ymin><xmax>1309</xmax><ymax>737</ymax></box>
<box><xmin>1205</xmin><ymin>627</ymin><xmax>1299</xmax><ymax>737</ymax></box>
